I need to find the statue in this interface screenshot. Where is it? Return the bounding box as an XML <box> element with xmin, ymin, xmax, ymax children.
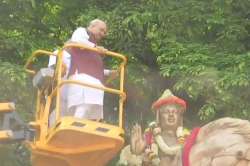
<box><xmin>118</xmin><ymin>89</ymin><xmax>250</xmax><ymax>166</ymax></box>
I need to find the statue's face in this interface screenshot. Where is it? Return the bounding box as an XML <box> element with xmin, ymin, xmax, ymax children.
<box><xmin>159</xmin><ymin>104</ymin><xmax>182</xmax><ymax>129</ymax></box>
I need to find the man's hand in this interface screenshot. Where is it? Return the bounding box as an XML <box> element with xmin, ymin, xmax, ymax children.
<box><xmin>109</xmin><ymin>70</ymin><xmax>119</xmax><ymax>80</ymax></box>
<box><xmin>96</xmin><ymin>46</ymin><xmax>108</xmax><ymax>54</ymax></box>
<box><xmin>105</xmin><ymin>69</ymin><xmax>119</xmax><ymax>85</ymax></box>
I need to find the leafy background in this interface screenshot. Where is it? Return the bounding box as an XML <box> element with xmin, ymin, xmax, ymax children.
<box><xmin>0</xmin><ymin>0</ymin><xmax>250</xmax><ymax>165</ymax></box>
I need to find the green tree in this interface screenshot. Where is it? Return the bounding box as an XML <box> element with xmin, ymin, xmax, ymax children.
<box><xmin>1</xmin><ymin>0</ymin><xmax>250</xmax><ymax>165</ymax></box>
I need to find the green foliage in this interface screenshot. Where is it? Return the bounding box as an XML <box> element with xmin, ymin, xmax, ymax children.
<box><xmin>144</xmin><ymin>0</ymin><xmax>250</xmax><ymax>121</ymax></box>
<box><xmin>0</xmin><ymin>60</ymin><xmax>34</xmax><ymax>120</ymax></box>
<box><xmin>1</xmin><ymin>0</ymin><xmax>250</xmax><ymax>165</ymax></box>
<box><xmin>0</xmin><ymin>60</ymin><xmax>33</xmax><ymax>166</ymax></box>
<box><xmin>0</xmin><ymin>144</ymin><xmax>31</xmax><ymax>166</ymax></box>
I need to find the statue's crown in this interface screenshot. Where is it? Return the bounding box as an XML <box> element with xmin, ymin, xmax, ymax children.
<box><xmin>151</xmin><ymin>89</ymin><xmax>186</xmax><ymax>111</ymax></box>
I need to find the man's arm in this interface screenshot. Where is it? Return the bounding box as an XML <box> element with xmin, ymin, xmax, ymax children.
<box><xmin>48</xmin><ymin>50</ymin><xmax>58</xmax><ymax>68</ymax></box>
<box><xmin>104</xmin><ymin>69</ymin><xmax>119</xmax><ymax>84</ymax></box>
<box><xmin>71</xmin><ymin>27</ymin><xmax>108</xmax><ymax>54</ymax></box>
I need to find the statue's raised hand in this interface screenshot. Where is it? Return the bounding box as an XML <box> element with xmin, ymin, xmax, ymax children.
<box><xmin>130</xmin><ymin>123</ymin><xmax>146</xmax><ymax>155</ymax></box>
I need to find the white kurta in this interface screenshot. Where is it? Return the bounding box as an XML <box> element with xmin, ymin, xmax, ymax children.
<box><xmin>67</xmin><ymin>74</ymin><xmax>104</xmax><ymax>107</ymax></box>
<box><xmin>66</xmin><ymin>27</ymin><xmax>104</xmax><ymax>119</ymax></box>
<box><xmin>66</xmin><ymin>74</ymin><xmax>104</xmax><ymax>119</ymax></box>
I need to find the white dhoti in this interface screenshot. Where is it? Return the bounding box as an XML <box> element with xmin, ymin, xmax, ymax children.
<box><xmin>66</xmin><ymin>73</ymin><xmax>104</xmax><ymax>120</ymax></box>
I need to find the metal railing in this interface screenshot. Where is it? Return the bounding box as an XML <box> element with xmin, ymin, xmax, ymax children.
<box><xmin>25</xmin><ymin>43</ymin><xmax>127</xmax><ymax>129</ymax></box>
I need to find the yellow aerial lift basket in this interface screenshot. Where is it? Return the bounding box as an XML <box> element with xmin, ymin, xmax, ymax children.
<box><xmin>24</xmin><ymin>43</ymin><xmax>127</xmax><ymax>166</ymax></box>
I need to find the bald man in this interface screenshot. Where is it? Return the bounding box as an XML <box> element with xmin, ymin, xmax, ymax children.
<box><xmin>71</xmin><ymin>19</ymin><xmax>107</xmax><ymax>47</ymax></box>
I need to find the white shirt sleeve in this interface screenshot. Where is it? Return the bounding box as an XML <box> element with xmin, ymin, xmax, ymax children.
<box><xmin>62</xmin><ymin>51</ymin><xmax>71</xmax><ymax>77</ymax></box>
<box><xmin>48</xmin><ymin>50</ymin><xmax>59</xmax><ymax>67</ymax></box>
<box><xmin>104</xmin><ymin>69</ymin><xmax>111</xmax><ymax>76</ymax></box>
<box><xmin>71</xmin><ymin>27</ymin><xmax>96</xmax><ymax>47</ymax></box>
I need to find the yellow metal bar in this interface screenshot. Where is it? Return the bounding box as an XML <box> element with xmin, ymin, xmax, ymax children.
<box><xmin>40</xmin><ymin>96</ymin><xmax>52</xmax><ymax>140</ymax></box>
<box><xmin>0</xmin><ymin>130</ymin><xmax>13</xmax><ymax>141</ymax></box>
<box><xmin>55</xmin><ymin>50</ymin><xmax>64</xmax><ymax>123</ymax></box>
<box><xmin>54</xmin><ymin>44</ymin><xmax>127</xmax><ymax>129</ymax></box>
<box><xmin>119</xmin><ymin>63</ymin><xmax>126</xmax><ymax>128</ymax></box>
<box><xmin>63</xmin><ymin>43</ymin><xmax>127</xmax><ymax>64</ymax></box>
<box><xmin>36</xmin><ymin>91</ymin><xmax>42</xmax><ymax>120</ymax></box>
<box><xmin>25</xmin><ymin>45</ymin><xmax>128</xmax><ymax>133</ymax></box>
<box><xmin>50</xmin><ymin>80</ymin><xmax>126</xmax><ymax>100</ymax></box>
<box><xmin>0</xmin><ymin>102</ymin><xmax>15</xmax><ymax>113</ymax></box>
<box><xmin>24</xmin><ymin>50</ymin><xmax>56</xmax><ymax>75</ymax></box>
